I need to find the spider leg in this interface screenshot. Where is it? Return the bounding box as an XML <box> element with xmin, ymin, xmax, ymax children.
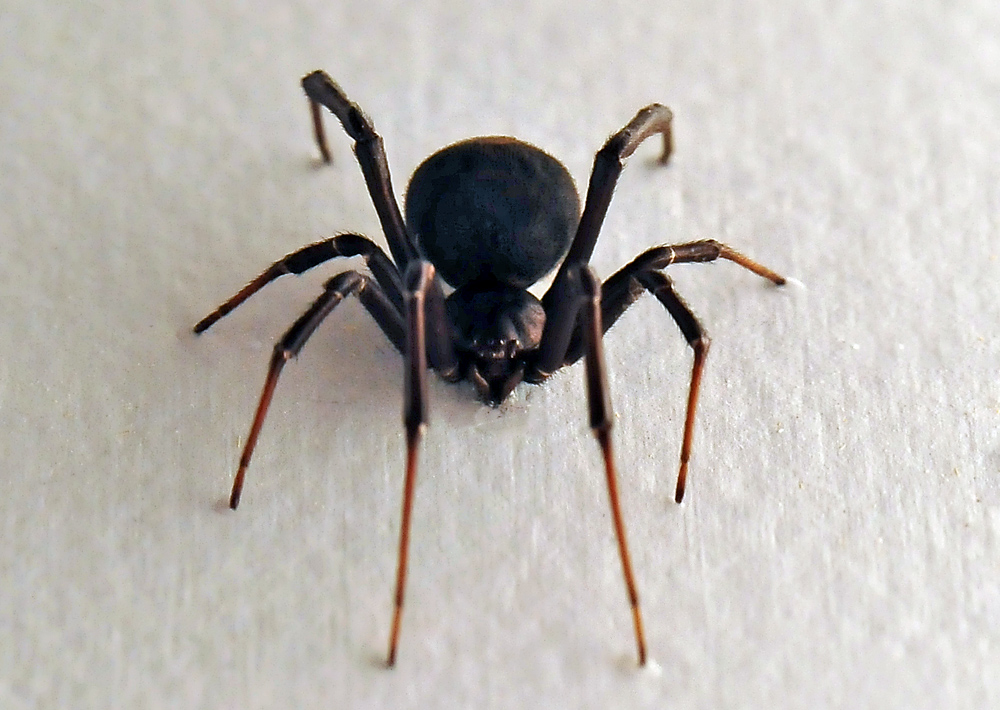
<box><xmin>566</xmin><ymin>241</ymin><xmax>785</xmax><ymax>502</ymax></box>
<box><xmin>631</xmin><ymin>271</ymin><xmax>708</xmax><ymax>505</ymax></box>
<box><xmin>227</xmin><ymin>271</ymin><xmax>404</xmax><ymax>509</ymax></box>
<box><xmin>388</xmin><ymin>261</ymin><xmax>456</xmax><ymax>666</ymax></box>
<box><xmin>538</xmin><ymin>104</ymin><xmax>672</xmax><ymax>349</ymax></box>
<box><xmin>193</xmin><ymin>234</ymin><xmax>404</xmax><ymax>334</ymax></box>
<box><xmin>548</xmin><ymin>103</ymin><xmax>673</xmax><ymax>296</ymax></box>
<box><xmin>528</xmin><ymin>264</ymin><xmax>587</xmax><ymax>380</ymax></box>
<box><xmin>570</xmin><ymin>239</ymin><xmax>785</xmax><ymax>355</ymax></box>
<box><xmin>578</xmin><ymin>267</ymin><xmax>647</xmax><ymax>666</ymax></box>
<box><xmin>419</xmin><ymin>264</ymin><xmax>460</xmax><ymax>381</ymax></box>
<box><xmin>528</xmin><ymin>265</ymin><xmax>647</xmax><ymax>665</ymax></box>
<box><xmin>302</xmin><ymin>71</ymin><xmax>418</xmax><ymax>270</ymax></box>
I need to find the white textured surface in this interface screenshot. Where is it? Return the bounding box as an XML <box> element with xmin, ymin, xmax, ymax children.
<box><xmin>2</xmin><ymin>1</ymin><xmax>999</xmax><ymax>708</ymax></box>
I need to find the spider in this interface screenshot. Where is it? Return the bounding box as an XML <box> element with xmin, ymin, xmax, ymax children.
<box><xmin>194</xmin><ymin>70</ymin><xmax>786</xmax><ymax>667</ymax></box>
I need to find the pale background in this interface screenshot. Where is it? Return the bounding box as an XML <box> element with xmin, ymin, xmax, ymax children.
<box><xmin>2</xmin><ymin>1</ymin><xmax>999</xmax><ymax>708</ymax></box>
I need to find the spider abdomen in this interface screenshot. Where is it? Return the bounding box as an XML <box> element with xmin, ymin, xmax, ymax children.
<box><xmin>405</xmin><ymin>137</ymin><xmax>581</xmax><ymax>289</ymax></box>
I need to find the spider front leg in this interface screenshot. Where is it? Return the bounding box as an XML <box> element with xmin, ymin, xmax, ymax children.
<box><xmin>578</xmin><ymin>267</ymin><xmax>648</xmax><ymax>666</ymax></box>
<box><xmin>387</xmin><ymin>261</ymin><xmax>458</xmax><ymax>666</ymax></box>
<box><xmin>528</xmin><ymin>266</ymin><xmax>648</xmax><ymax>667</ymax></box>
<box><xmin>302</xmin><ymin>71</ymin><xmax>418</xmax><ymax>270</ymax></box>
<box><xmin>224</xmin><ymin>271</ymin><xmax>404</xmax><ymax>509</ymax></box>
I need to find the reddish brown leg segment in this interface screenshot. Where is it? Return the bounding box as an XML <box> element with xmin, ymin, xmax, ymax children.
<box><xmin>597</xmin><ymin>429</ymin><xmax>647</xmax><ymax>665</ymax></box>
<box><xmin>387</xmin><ymin>428</ymin><xmax>421</xmax><ymax>667</ymax></box>
<box><xmin>717</xmin><ymin>244</ymin><xmax>786</xmax><ymax>285</ymax></box>
<box><xmin>230</xmin><ymin>349</ymin><xmax>287</xmax><ymax>509</ymax></box>
<box><xmin>309</xmin><ymin>98</ymin><xmax>332</xmax><ymax>164</ymax></box>
<box><xmin>675</xmin><ymin>337</ymin><xmax>709</xmax><ymax>504</ymax></box>
<box><xmin>387</xmin><ymin>262</ymin><xmax>434</xmax><ymax>667</ymax></box>
<box><xmin>580</xmin><ymin>267</ymin><xmax>647</xmax><ymax>666</ymax></box>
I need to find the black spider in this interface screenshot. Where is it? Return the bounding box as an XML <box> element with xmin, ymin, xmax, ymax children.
<box><xmin>194</xmin><ymin>70</ymin><xmax>786</xmax><ymax>666</ymax></box>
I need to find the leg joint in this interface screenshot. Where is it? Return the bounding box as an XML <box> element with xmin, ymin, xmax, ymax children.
<box><xmin>602</xmin><ymin>103</ymin><xmax>673</xmax><ymax>163</ymax></box>
<box><xmin>323</xmin><ymin>269</ymin><xmax>366</xmax><ymax>295</ymax></box>
<box><xmin>301</xmin><ymin>70</ymin><xmax>378</xmax><ymax>144</ymax></box>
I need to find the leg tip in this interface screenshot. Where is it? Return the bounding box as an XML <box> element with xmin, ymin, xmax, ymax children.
<box><xmin>674</xmin><ymin>467</ymin><xmax>687</xmax><ymax>504</ymax></box>
<box><xmin>301</xmin><ymin>69</ymin><xmax>328</xmax><ymax>90</ymax></box>
<box><xmin>193</xmin><ymin>315</ymin><xmax>216</xmax><ymax>334</ymax></box>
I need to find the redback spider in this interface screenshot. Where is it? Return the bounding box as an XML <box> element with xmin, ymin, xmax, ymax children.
<box><xmin>194</xmin><ymin>70</ymin><xmax>786</xmax><ymax>667</ymax></box>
